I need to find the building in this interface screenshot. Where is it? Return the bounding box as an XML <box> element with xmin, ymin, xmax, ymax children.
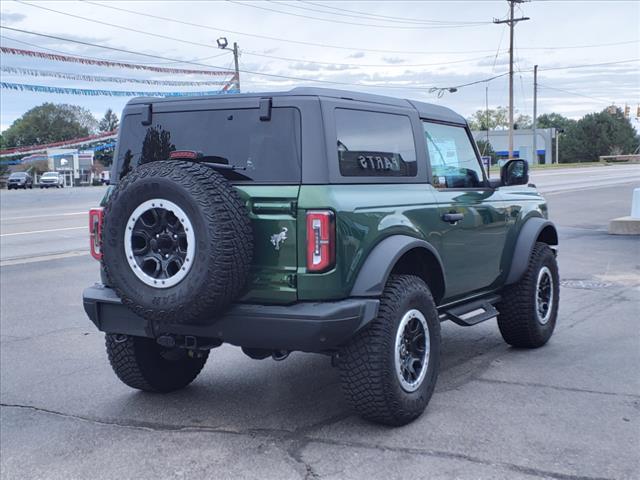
<box><xmin>471</xmin><ymin>128</ymin><xmax>557</xmax><ymax>165</ymax></box>
<box><xmin>20</xmin><ymin>148</ymin><xmax>95</xmax><ymax>186</ymax></box>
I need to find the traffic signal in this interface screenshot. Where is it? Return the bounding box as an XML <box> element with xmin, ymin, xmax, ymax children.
<box><xmin>624</xmin><ymin>104</ymin><xmax>630</xmax><ymax>118</ymax></box>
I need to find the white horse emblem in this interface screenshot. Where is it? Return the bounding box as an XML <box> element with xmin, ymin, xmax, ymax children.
<box><xmin>270</xmin><ymin>227</ymin><xmax>288</xmax><ymax>251</ymax></box>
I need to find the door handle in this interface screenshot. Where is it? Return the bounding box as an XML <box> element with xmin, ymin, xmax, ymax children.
<box><xmin>442</xmin><ymin>212</ymin><xmax>464</xmax><ymax>224</ymax></box>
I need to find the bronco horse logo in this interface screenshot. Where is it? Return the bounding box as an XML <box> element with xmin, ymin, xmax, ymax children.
<box><xmin>270</xmin><ymin>227</ymin><xmax>288</xmax><ymax>251</ymax></box>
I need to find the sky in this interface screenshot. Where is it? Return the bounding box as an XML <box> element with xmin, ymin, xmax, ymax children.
<box><xmin>0</xmin><ymin>0</ymin><xmax>639</xmax><ymax>136</ymax></box>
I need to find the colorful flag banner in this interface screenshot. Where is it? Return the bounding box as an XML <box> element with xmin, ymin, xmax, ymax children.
<box><xmin>0</xmin><ymin>66</ymin><xmax>228</xmax><ymax>86</ymax></box>
<box><xmin>1</xmin><ymin>82</ymin><xmax>238</xmax><ymax>97</ymax></box>
<box><xmin>0</xmin><ymin>47</ymin><xmax>232</xmax><ymax>77</ymax></box>
<box><xmin>0</xmin><ymin>130</ymin><xmax>118</xmax><ymax>156</ymax></box>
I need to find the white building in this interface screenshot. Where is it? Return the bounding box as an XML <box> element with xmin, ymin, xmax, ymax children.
<box><xmin>471</xmin><ymin>128</ymin><xmax>557</xmax><ymax>165</ymax></box>
<box><xmin>47</xmin><ymin>149</ymin><xmax>95</xmax><ymax>186</ymax></box>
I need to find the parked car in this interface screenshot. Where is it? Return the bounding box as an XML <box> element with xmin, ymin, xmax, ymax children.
<box><xmin>99</xmin><ymin>171</ymin><xmax>111</xmax><ymax>185</ymax></box>
<box><xmin>83</xmin><ymin>88</ymin><xmax>559</xmax><ymax>426</ymax></box>
<box><xmin>39</xmin><ymin>171</ymin><xmax>64</xmax><ymax>188</ymax></box>
<box><xmin>7</xmin><ymin>172</ymin><xmax>33</xmax><ymax>189</ymax></box>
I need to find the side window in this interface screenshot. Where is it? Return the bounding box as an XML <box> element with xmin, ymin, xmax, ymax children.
<box><xmin>423</xmin><ymin>121</ymin><xmax>485</xmax><ymax>188</ymax></box>
<box><xmin>336</xmin><ymin>109</ymin><xmax>417</xmax><ymax>177</ymax></box>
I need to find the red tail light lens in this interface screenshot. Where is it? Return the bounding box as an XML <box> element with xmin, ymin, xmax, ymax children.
<box><xmin>306</xmin><ymin>210</ymin><xmax>335</xmax><ymax>273</ymax></box>
<box><xmin>89</xmin><ymin>207</ymin><xmax>104</xmax><ymax>261</ymax></box>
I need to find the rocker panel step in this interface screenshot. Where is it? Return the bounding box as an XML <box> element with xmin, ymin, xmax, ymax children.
<box><xmin>444</xmin><ymin>294</ymin><xmax>501</xmax><ymax>326</ymax></box>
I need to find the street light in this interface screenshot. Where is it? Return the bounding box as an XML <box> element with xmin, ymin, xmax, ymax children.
<box><xmin>216</xmin><ymin>37</ymin><xmax>240</xmax><ymax>93</ymax></box>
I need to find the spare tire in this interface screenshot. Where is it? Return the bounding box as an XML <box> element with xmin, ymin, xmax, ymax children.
<box><xmin>101</xmin><ymin>160</ymin><xmax>252</xmax><ymax>325</ymax></box>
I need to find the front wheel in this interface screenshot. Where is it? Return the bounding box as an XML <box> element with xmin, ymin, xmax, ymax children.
<box><xmin>497</xmin><ymin>242</ymin><xmax>559</xmax><ymax>348</ymax></box>
<box><xmin>338</xmin><ymin>275</ymin><xmax>441</xmax><ymax>426</ymax></box>
<box><xmin>105</xmin><ymin>334</ymin><xmax>209</xmax><ymax>392</ymax></box>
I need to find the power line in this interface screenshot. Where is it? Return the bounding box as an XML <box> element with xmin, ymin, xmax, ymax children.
<box><xmin>79</xmin><ymin>0</ymin><xmax>638</xmax><ymax>56</ymax></box>
<box><xmin>226</xmin><ymin>0</ymin><xmax>490</xmax><ymax>30</ymax></box>
<box><xmin>0</xmin><ymin>33</ymin><xmax>230</xmax><ymax>65</ymax></box>
<box><xmin>13</xmin><ymin>1</ymin><xmax>508</xmax><ymax>70</ymax></box>
<box><xmin>537</xmin><ymin>83</ymin><xmax>616</xmax><ymax>105</ymax></box>
<box><xmin>300</xmin><ymin>0</ymin><xmax>489</xmax><ymax>25</ymax></box>
<box><xmin>241</xmin><ymin>49</ymin><xmax>508</xmax><ymax>68</ymax></box>
<box><xmin>273</xmin><ymin>1</ymin><xmax>489</xmax><ymax>26</ymax></box>
<box><xmin>15</xmin><ymin>1</ymin><xmax>239</xmax><ymax>55</ymax></box>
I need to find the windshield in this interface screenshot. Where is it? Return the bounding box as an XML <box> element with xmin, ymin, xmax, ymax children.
<box><xmin>42</xmin><ymin>172</ymin><xmax>58</xmax><ymax>177</ymax></box>
<box><xmin>115</xmin><ymin>107</ymin><xmax>301</xmax><ymax>184</ymax></box>
<box><xmin>9</xmin><ymin>172</ymin><xmax>27</xmax><ymax>178</ymax></box>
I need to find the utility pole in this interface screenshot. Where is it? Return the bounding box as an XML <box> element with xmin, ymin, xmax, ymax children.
<box><xmin>494</xmin><ymin>0</ymin><xmax>529</xmax><ymax>159</ymax></box>
<box><xmin>217</xmin><ymin>37</ymin><xmax>241</xmax><ymax>93</ymax></box>
<box><xmin>232</xmin><ymin>42</ymin><xmax>241</xmax><ymax>92</ymax></box>
<box><xmin>532</xmin><ymin>64</ymin><xmax>538</xmax><ymax>164</ymax></box>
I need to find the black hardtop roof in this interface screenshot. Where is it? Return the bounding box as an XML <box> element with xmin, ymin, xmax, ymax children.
<box><xmin>127</xmin><ymin>87</ymin><xmax>466</xmax><ymax>124</ymax></box>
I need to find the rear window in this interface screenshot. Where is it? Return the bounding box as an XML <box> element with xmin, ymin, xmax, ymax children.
<box><xmin>335</xmin><ymin>108</ymin><xmax>417</xmax><ymax>177</ymax></box>
<box><xmin>115</xmin><ymin>107</ymin><xmax>301</xmax><ymax>183</ymax></box>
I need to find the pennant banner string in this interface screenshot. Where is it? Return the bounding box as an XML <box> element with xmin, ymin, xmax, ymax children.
<box><xmin>1</xmin><ymin>82</ymin><xmax>238</xmax><ymax>97</ymax></box>
<box><xmin>0</xmin><ymin>47</ymin><xmax>232</xmax><ymax>77</ymax></box>
<box><xmin>0</xmin><ymin>66</ymin><xmax>229</xmax><ymax>86</ymax></box>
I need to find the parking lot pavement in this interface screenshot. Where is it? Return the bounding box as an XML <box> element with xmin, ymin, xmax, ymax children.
<box><xmin>1</xmin><ymin>173</ymin><xmax>639</xmax><ymax>480</ymax></box>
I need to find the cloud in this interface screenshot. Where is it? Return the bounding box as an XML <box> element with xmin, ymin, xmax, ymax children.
<box><xmin>382</xmin><ymin>56</ymin><xmax>405</xmax><ymax>65</ymax></box>
<box><xmin>291</xmin><ymin>62</ymin><xmax>353</xmax><ymax>72</ymax></box>
<box><xmin>477</xmin><ymin>56</ymin><xmax>509</xmax><ymax>67</ymax></box>
<box><xmin>347</xmin><ymin>51</ymin><xmax>365</xmax><ymax>59</ymax></box>
<box><xmin>1</xmin><ymin>12</ymin><xmax>26</xmax><ymax>24</ymax></box>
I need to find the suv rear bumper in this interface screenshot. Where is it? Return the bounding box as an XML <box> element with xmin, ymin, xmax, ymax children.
<box><xmin>83</xmin><ymin>284</ymin><xmax>379</xmax><ymax>353</ymax></box>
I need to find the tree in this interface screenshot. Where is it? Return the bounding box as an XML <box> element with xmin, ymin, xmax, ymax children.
<box><xmin>2</xmin><ymin>103</ymin><xmax>98</xmax><ymax>148</ymax></box>
<box><xmin>468</xmin><ymin>106</ymin><xmax>531</xmax><ymax>130</ymax></box>
<box><xmin>559</xmin><ymin>107</ymin><xmax>639</xmax><ymax>163</ymax></box>
<box><xmin>475</xmin><ymin>138</ymin><xmax>496</xmax><ymax>164</ymax></box>
<box><xmin>98</xmin><ymin>108</ymin><xmax>119</xmax><ymax>132</ymax></box>
<box><xmin>536</xmin><ymin>113</ymin><xmax>576</xmax><ymax>131</ymax></box>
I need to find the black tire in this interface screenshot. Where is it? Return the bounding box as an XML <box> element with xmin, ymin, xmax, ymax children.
<box><xmin>338</xmin><ymin>274</ymin><xmax>441</xmax><ymax>426</ymax></box>
<box><xmin>497</xmin><ymin>242</ymin><xmax>559</xmax><ymax>348</ymax></box>
<box><xmin>105</xmin><ymin>334</ymin><xmax>208</xmax><ymax>392</ymax></box>
<box><xmin>102</xmin><ymin>160</ymin><xmax>252</xmax><ymax>325</ymax></box>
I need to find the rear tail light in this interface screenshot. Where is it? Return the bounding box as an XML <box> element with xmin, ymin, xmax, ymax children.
<box><xmin>306</xmin><ymin>210</ymin><xmax>335</xmax><ymax>273</ymax></box>
<box><xmin>89</xmin><ymin>207</ymin><xmax>104</xmax><ymax>261</ymax></box>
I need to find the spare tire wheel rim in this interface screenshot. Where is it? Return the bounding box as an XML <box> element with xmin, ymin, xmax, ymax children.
<box><xmin>124</xmin><ymin>198</ymin><xmax>196</xmax><ymax>288</ymax></box>
<box><xmin>394</xmin><ymin>308</ymin><xmax>430</xmax><ymax>393</ymax></box>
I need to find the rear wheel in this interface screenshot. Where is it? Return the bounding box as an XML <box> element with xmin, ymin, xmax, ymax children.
<box><xmin>105</xmin><ymin>334</ymin><xmax>209</xmax><ymax>392</ymax></box>
<box><xmin>338</xmin><ymin>275</ymin><xmax>441</xmax><ymax>426</ymax></box>
<box><xmin>497</xmin><ymin>242</ymin><xmax>559</xmax><ymax>348</ymax></box>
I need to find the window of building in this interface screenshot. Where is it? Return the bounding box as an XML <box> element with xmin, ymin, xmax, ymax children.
<box><xmin>423</xmin><ymin>122</ymin><xmax>485</xmax><ymax>188</ymax></box>
<box><xmin>336</xmin><ymin>109</ymin><xmax>417</xmax><ymax>177</ymax></box>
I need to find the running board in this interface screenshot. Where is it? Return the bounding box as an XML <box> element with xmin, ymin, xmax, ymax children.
<box><xmin>442</xmin><ymin>295</ymin><xmax>500</xmax><ymax>326</ymax></box>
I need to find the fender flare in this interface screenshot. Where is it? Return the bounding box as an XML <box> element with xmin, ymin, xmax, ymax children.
<box><xmin>505</xmin><ymin>218</ymin><xmax>558</xmax><ymax>285</ymax></box>
<box><xmin>350</xmin><ymin>235</ymin><xmax>445</xmax><ymax>297</ymax></box>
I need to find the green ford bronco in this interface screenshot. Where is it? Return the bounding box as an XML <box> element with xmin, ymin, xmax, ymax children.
<box><xmin>83</xmin><ymin>88</ymin><xmax>559</xmax><ymax>426</ymax></box>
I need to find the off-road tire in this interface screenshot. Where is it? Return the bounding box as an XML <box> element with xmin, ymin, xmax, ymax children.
<box><xmin>338</xmin><ymin>275</ymin><xmax>441</xmax><ymax>426</ymax></box>
<box><xmin>102</xmin><ymin>160</ymin><xmax>252</xmax><ymax>325</ymax></box>
<box><xmin>497</xmin><ymin>242</ymin><xmax>559</xmax><ymax>348</ymax></box>
<box><xmin>105</xmin><ymin>334</ymin><xmax>209</xmax><ymax>392</ymax></box>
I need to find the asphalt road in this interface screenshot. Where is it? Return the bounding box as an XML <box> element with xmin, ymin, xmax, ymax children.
<box><xmin>1</xmin><ymin>165</ymin><xmax>639</xmax><ymax>480</ymax></box>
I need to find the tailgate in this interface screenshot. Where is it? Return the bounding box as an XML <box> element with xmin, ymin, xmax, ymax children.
<box><xmin>235</xmin><ymin>185</ymin><xmax>300</xmax><ymax>304</ymax></box>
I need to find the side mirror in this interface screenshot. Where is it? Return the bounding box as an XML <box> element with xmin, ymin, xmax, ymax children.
<box><xmin>500</xmin><ymin>159</ymin><xmax>529</xmax><ymax>186</ymax></box>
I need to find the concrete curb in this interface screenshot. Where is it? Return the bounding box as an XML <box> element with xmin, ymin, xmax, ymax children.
<box><xmin>608</xmin><ymin>216</ymin><xmax>640</xmax><ymax>235</ymax></box>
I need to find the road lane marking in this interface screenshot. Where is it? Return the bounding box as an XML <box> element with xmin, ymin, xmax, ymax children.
<box><xmin>1</xmin><ymin>211</ymin><xmax>86</xmax><ymax>221</ymax></box>
<box><xmin>0</xmin><ymin>250</ymin><xmax>88</xmax><ymax>266</ymax></box>
<box><xmin>0</xmin><ymin>226</ymin><xmax>86</xmax><ymax>237</ymax></box>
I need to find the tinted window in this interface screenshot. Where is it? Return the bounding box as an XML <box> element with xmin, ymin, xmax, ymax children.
<box><xmin>115</xmin><ymin>107</ymin><xmax>301</xmax><ymax>183</ymax></box>
<box><xmin>423</xmin><ymin>122</ymin><xmax>484</xmax><ymax>188</ymax></box>
<box><xmin>336</xmin><ymin>109</ymin><xmax>417</xmax><ymax>177</ymax></box>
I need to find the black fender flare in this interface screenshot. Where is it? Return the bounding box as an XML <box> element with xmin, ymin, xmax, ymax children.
<box><xmin>350</xmin><ymin>235</ymin><xmax>445</xmax><ymax>297</ymax></box>
<box><xmin>505</xmin><ymin>218</ymin><xmax>558</xmax><ymax>285</ymax></box>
